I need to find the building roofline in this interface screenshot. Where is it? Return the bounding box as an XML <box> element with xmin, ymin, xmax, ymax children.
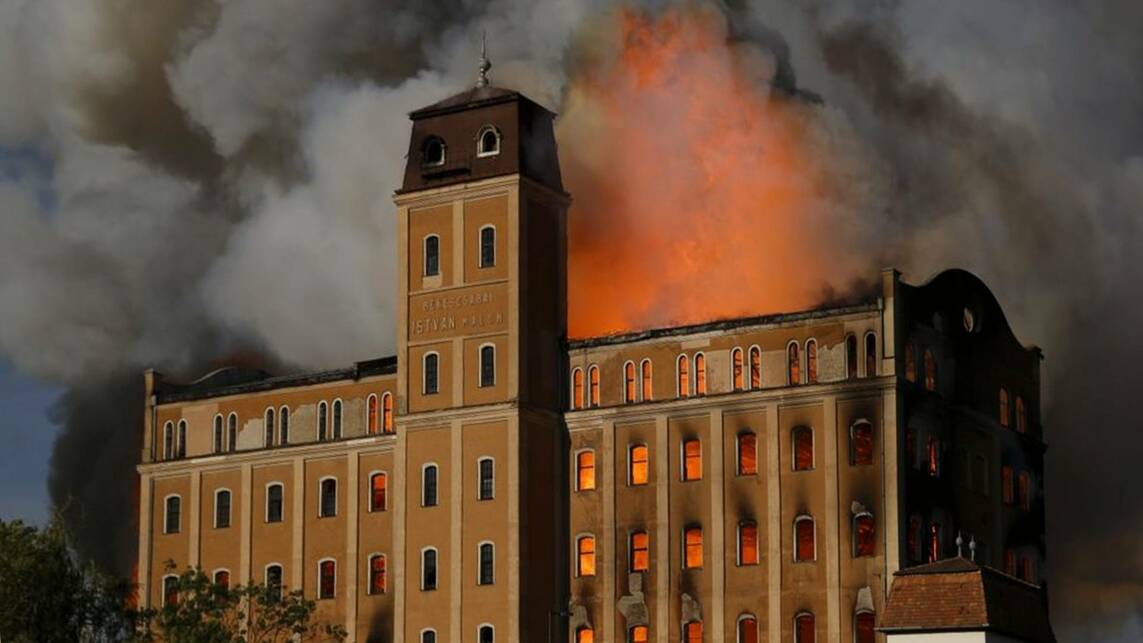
<box><xmin>154</xmin><ymin>356</ymin><xmax>396</xmax><ymax>405</ymax></box>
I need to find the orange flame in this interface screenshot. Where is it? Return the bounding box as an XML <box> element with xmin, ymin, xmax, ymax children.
<box><xmin>563</xmin><ymin>6</ymin><xmax>864</xmax><ymax>338</ymax></box>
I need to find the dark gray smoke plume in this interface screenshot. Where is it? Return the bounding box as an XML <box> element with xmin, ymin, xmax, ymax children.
<box><xmin>0</xmin><ymin>0</ymin><xmax>1140</xmax><ymax>639</ymax></box>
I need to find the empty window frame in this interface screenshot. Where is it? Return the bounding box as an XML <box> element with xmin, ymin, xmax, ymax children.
<box><xmin>478</xmin><ymin>457</ymin><xmax>494</xmax><ymax>500</ymax></box>
<box><xmin>677</xmin><ymin>354</ymin><xmax>690</xmax><ymax>398</ymax></box>
<box><xmin>226</xmin><ymin>414</ymin><xmax>236</xmax><ymax>453</ymax></box>
<box><xmin>737</xmin><ymin>432</ymin><xmax>757</xmax><ymax>476</ymax></box>
<box><xmin>682</xmin><ymin>438</ymin><xmax>702</xmax><ymax>481</ymax></box>
<box><xmin>576</xmin><ymin>450</ymin><xmax>596</xmax><ymax>491</ymax></box>
<box><xmin>864</xmin><ymin>332</ymin><xmax>877</xmax><ymax>378</ymax></box>
<box><xmin>588</xmin><ymin>365</ymin><xmax>601</xmax><ymax>407</ymax></box>
<box><xmin>805</xmin><ymin>340</ymin><xmax>818</xmax><ymax>384</ymax></box>
<box><xmin>850</xmin><ymin>420</ymin><xmax>873</xmax><ymax>466</ymax></box>
<box><xmin>331</xmin><ymin>399</ymin><xmax>342</xmax><ymax>439</ymax></box>
<box><xmin>846</xmin><ymin>335</ymin><xmax>859</xmax><ymax>380</ymax></box>
<box><xmin>266</xmin><ymin>483</ymin><xmax>284</xmax><ymax>523</ymax></box>
<box><xmin>317</xmin><ymin>401</ymin><xmax>328</xmax><ymax>441</ymax></box>
<box><xmin>577</xmin><ymin>535</ymin><xmax>596</xmax><ymax>577</ymax></box>
<box><xmin>421</xmin><ymin>548</ymin><xmax>438</xmax><ymax>590</ymax></box>
<box><xmin>738</xmin><ymin>521</ymin><xmax>759</xmax><ymax>566</ymax></box>
<box><xmin>732</xmin><ymin>347</ymin><xmax>744</xmax><ymax>391</ymax></box>
<box><xmin>423</xmin><ymin>353</ymin><xmax>440</xmax><ymax>395</ymax></box>
<box><xmin>214</xmin><ymin>489</ymin><xmax>231</xmax><ymax>529</ymax></box>
<box><xmin>624</xmin><ymin>361</ymin><xmax>637</xmax><ymax>404</ymax></box>
<box><xmin>795</xmin><ymin>612</ymin><xmax>816</xmax><ymax>643</ymax></box>
<box><xmin>793</xmin><ymin>427</ymin><xmax>814</xmax><ymax>471</ymax></box>
<box><xmin>422</xmin><ymin>464</ymin><xmax>439</xmax><ymax>507</ymax></box>
<box><xmin>479</xmin><ymin>225</ymin><xmax>496</xmax><ymax>267</ymax></box>
<box><xmin>478</xmin><ymin>542</ymin><xmax>495</xmax><ymax>585</ymax></box>
<box><xmin>737</xmin><ymin>615</ymin><xmax>758</xmax><ymax>643</ymax></box>
<box><xmin>370</xmin><ymin>472</ymin><xmax>387</xmax><ymax>512</ymax></box>
<box><xmin>278</xmin><ymin>407</ymin><xmax>290</xmax><ymax>445</ymax></box>
<box><xmin>318</xmin><ymin>559</ymin><xmax>336</xmax><ymax>599</ymax></box>
<box><xmin>367</xmin><ymin>394</ymin><xmax>379</xmax><ymax>435</ymax></box>
<box><xmin>572</xmin><ymin>367</ymin><xmax>584</xmax><ymax>410</ymax></box>
<box><xmin>630</xmin><ymin>530</ymin><xmax>650</xmax><ymax>572</ymax></box>
<box><xmin>479</xmin><ymin>344</ymin><xmax>495</xmax><ymax>388</ymax></box>
<box><xmin>641</xmin><ymin>359</ymin><xmax>653</xmax><ymax>401</ymax></box>
<box><xmin>683</xmin><ymin>526</ymin><xmax>703</xmax><ymax>569</ymax></box>
<box><xmin>794</xmin><ymin>515</ymin><xmax>815</xmax><ymax>562</ymax></box>
<box><xmin>749</xmin><ymin>346</ymin><xmax>762</xmax><ymax>389</ymax></box>
<box><xmin>422</xmin><ymin>137</ymin><xmax>446</xmax><ymax>166</ymax></box>
<box><xmin>164</xmin><ymin>495</ymin><xmax>181</xmax><ymax>534</ymax></box>
<box><xmin>787</xmin><ymin>342</ymin><xmax>800</xmax><ymax>385</ymax></box>
<box><xmin>423</xmin><ymin>234</ymin><xmax>440</xmax><ymax>276</ymax></box>
<box><xmin>854</xmin><ymin>513</ymin><xmax>875</xmax><ymax>557</ymax></box>
<box><xmin>265</xmin><ymin>564</ymin><xmax>283</xmax><ymax>601</ymax></box>
<box><xmin>923</xmin><ymin>349</ymin><xmax>937</xmax><ymax>391</ymax></box>
<box><xmin>319</xmin><ymin>478</ymin><xmax>337</xmax><ymax>517</ymax></box>
<box><xmin>368</xmin><ymin>554</ymin><xmax>386</xmax><ymax>595</ymax></box>
<box><xmin>381</xmin><ymin>392</ymin><xmax>394</xmax><ymax>433</ymax></box>
<box><xmin>264</xmin><ymin>408</ymin><xmax>275</xmax><ymax>447</ymax></box>
<box><xmin>695</xmin><ymin>353</ymin><xmax>706</xmax><ymax>396</ymax></box>
<box><xmin>629</xmin><ymin>444</ymin><xmax>649</xmax><ymax>486</ymax></box>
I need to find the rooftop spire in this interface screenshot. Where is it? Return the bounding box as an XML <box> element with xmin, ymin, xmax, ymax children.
<box><xmin>477</xmin><ymin>32</ymin><xmax>492</xmax><ymax>88</ymax></box>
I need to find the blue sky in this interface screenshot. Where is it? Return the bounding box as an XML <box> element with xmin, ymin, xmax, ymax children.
<box><xmin>0</xmin><ymin>361</ymin><xmax>62</xmax><ymax>525</ymax></box>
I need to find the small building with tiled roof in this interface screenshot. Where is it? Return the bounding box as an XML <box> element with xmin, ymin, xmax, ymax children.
<box><xmin>880</xmin><ymin>555</ymin><xmax>1056</xmax><ymax>642</ymax></box>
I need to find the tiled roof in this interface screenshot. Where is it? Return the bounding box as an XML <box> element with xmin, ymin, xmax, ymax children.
<box><xmin>880</xmin><ymin>557</ymin><xmax>1055</xmax><ymax>642</ymax></box>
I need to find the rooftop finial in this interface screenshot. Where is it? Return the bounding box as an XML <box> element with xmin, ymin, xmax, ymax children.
<box><xmin>956</xmin><ymin>532</ymin><xmax>964</xmax><ymax>557</ymax></box>
<box><xmin>969</xmin><ymin>535</ymin><xmax>977</xmax><ymax>562</ymax></box>
<box><xmin>477</xmin><ymin>32</ymin><xmax>491</xmax><ymax>88</ymax></box>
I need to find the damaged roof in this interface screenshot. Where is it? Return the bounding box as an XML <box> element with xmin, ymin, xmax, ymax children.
<box><xmin>154</xmin><ymin>356</ymin><xmax>396</xmax><ymax>404</ymax></box>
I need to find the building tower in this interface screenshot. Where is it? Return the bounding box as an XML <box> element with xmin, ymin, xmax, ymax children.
<box><xmin>391</xmin><ymin>57</ymin><xmax>570</xmax><ymax>642</ymax></box>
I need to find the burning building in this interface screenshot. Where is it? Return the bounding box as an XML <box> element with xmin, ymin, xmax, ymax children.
<box><xmin>135</xmin><ymin>69</ymin><xmax>1047</xmax><ymax>643</ymax></box>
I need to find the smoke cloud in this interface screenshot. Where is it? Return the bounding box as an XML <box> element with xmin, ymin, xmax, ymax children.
<box><xmin>0</xmin><ymin>0</ymin><xmax>1140</xmax><ymax>638</ymax></box>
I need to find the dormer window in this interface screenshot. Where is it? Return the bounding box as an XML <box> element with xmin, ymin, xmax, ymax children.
<box><xmin>477</xmin><ymin>125</ymin><xmax>501</xmax><ymax>157</ymax></box>
<box><xmin>423</xmin><ymin>136</ymin><xmax>446</xmax><ymax>166</ymax></box>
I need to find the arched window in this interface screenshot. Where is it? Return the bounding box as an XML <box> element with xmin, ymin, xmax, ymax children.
<box><xmin>1002</xmin><ymin>465</ymin><xmax>1015</xmax><ymax>505</ymax></box>
<box><xmin>846</xmin><ymin>335</ymin><xmax>858</xmax><ymax>379</ymax></box>
<box><xmin>213</xmin><ymin>569</ymin><xmax>230</xmax><ymax>589</ymax></box>
<box><xmin>865</xmin><ymin>332</ymin><xmax>877</xmax><ymax>378</ymax></box>
<box><xmin>682</xmin><ymin>439</ymin><xmax>702</xmax><ymax>481</ymax></box>
<box><xmin>163</xmin><ymin>421</ymin><xmax>174</xmax><ymax>460</ymax></box>
<box><xmin>421</xmin><ymin>548</ymin><xmax>438</xmax><ymax>590</ymax></box>
<box><xmin>369</xmin><ymin>554</ymin><xmax>386</xmax><ymax>595</ymax></box>
<box><xmin>795</xmin><ymin>612</ymin><xmax>815</xmax><ymax>643</ymax></box>
<box><xmin>854</xmin><ymin>513</ymin><xmax>875</xmax><ymax>557</ymax></box>
<box><xmin>317</xmin><ymin>401</ymin><xmax>328</xmax><ymax>441</ymax></box>
<box><xmin>737</xmin><ymin>615</ymin><xmax>758</xmax><ymax>643</ymax></box>
<box><xmin>266</xmin><ymin>483</ymin><xmax>284</xmax><ymax>523</ymax></box>
<box><xmin>212</xmin><ymin>415</ymin><xmax>223</xmax><ymax>454</ymax></box>
<box><xmin>684</xmin><ymin>526</ymin><xmax>703</xmax><ymax>569</ymax></box>
<box><xmin>422</xmin><ymin>630</ymin><xmax>438</xmax><ymax>643</ymax></box>
<box><xmin>479</xmin><ymin>344</ymin><xmax>496</xmax><ymax>388</ymax></box>
<box><xmin>370</xmin><ymin>472</ymin><xmax>387</xmax><ymax>512</ymax></box>
<box><xmin>422</xmin><ymin>464</ymin><xmax>439</xmax><ymax>507</ymax></box>
<box><xmin>175</xmin><ymin>420</ymin><xmax>186</xmax><ymax>459</ymax></box>
<box><xmin>479</xmin><ymin>225</ymin><xmax>496</xmax><ymax>267</ymax></box>
<box><xmin>806</xmin><ymin>340</ymin><xmax>818</xmax><ymax>384</ymax></box>
<box><xmin>999</xmin><ymin>388</ymin><xmax>1010</xmax><ymax>427</ymax></box>
<box><xmin>850</xmin><ymin>421</ymin><xmax>873</xmax><ymax>466</ymax></box>
<box><xmin>478</xmin><ymin>624</ymin><xmax>495</xmax><ymax>643</ymax></box>
<box><xmin>319</xmin><ymin>478</ymin><xmax>337</xmax><ymax>517</ymax></box>
<box><xmin>928</xmin><ymin>520</ymin><xmax>942</xmax><ymax>562</ymax></box>
<box><xmin>793</xmin><ymin>427</ymin><xmax>814</xmax><ymax>471</ymax></box>
<box><xmin>904</xmin><ymin>343</ymin><xmax>916</xmax><ymax>383</ymax></box>
<box><xmin>732</xmin><ymin>347</ymin><xmax>744</xmax><ymax>391</ymax></box>
<box><xmin>794</xmin><ymin>515</ymin><xmax>815</xmax><ymax>562</ymax></box>
<box><xmin>908</xmin><ymin>515</ymin><xmax>923</xmax><ymax>563</ymax></box>
<box><xmin>855</xmin><ymin>610</ymin><xmax>875</xmax><ymax>643</ymax></box>
<box><xmin>737</xmin><ymin>432</ymin><xmax>757</xmax><ymax>476</ymax></box>
<box><xmin>749</xmin><ymin>346</ymin><xmax>762</xmax><ymax>389</ymax></box>
<box><xmin>381</xmin><ymin>393</ymin><xmax>394</xmax><ymax>433</ymax></box>
<box><xmin>787</xmin><ymin>342</ymin><xmax>800</xmax><ymax>385</ymax></box>
<box><xmin>367</xmin><ymin>395</ymin><xmax>378</xmax><ymax>435</ymax></box>
<box><xmin>331</xmin><ymin>400</ymin><xmax>342</xmax><ymax>439</ymax></box>
<box><xmin>164</xmin><ymin>495</ymin><xmax>181</xmax><ymax>534</ymax></box>
<box><xmin>630</xmin><ymin>625</ymin><xmax>649</xmax><ymax>643</ymax></box>
<box><xmin>477</xmin><ymin>126</ymin><xmax>501</xmax><ymax>157</ymax></box>
<box><xmin>1015</xmin><ymin>396</ymin><xmax>1027</xmax><ymax>434</ymax></box>
<box><xmin>576</xmin><ymin>627</ymin><xmax>594</xmax><ymax>643</ymax></box>
<box><xmin>624</xmin><ymin>361</ymin><xmax>637</xmax><ymax>403</ymax></box>
<box><xmin>278</xmin><ymin>407</ymin><xmax>290</xmax><ymax>445</ymax></box>
<box><xmin>422</xmin><ymin>136</ymin><xmax>446</xmax><ymax>166</ymax></box>
<box><xmin>226</xmin><ymin>414</ymin><xmax>236</xmax><ymax>453</ymax></box>
<box><xmin>629</xmin><ymin>444</ymin><xmax>649</xmax><ymax>486</ymax></box>
<box><xmin>927</xmin><ymin>435</ymin><xmax>941</xmax><ymax>478</ymax></box>
<box><xmin>264</xmin><ymin>408</ymin><xmax>275</xmax><ymax>447</ymax></box>
<box><xmin>576</xmin><ymin>535</ymin><xmax>596</xmax><ymax>577</ymax></box>
<box><xmin>215</xmin><ymin>489</ymin><xmax>231</xmax><ymax>529</ymax></box>
<box><xmin>423</xmin><ymin>352</ymin><xmax>439</xmax><ymax>395</ymax></box>
<box><xmin>478</xmin><ymin>457</ymin><xmax>494</xmax><ymax>500</ymax></box>
<box><xmin>163</xmin><ymin>575</ymin><xmax>179</xmax><ymax>607</ymax></box>
<box><xmin>478</xmin><ymin>542</ymin><xmax>495</xmax><ymax>585</ymax></box>
<box><xmin>318</xmin><ymin>559</ymin><xmax>336</xmax><ymax>599</ymax></box>
<box><xmin>1018</xmin><ymin>471</ymin><xmax>1032</xmax><ymax>510</ymax></box>
<box><xmin>588</xmin><ymin>365</ymin><xmax>600</xmax><ymax>407</ymax></box>
<box><xmin>423</xmin><ymin>234</ymin><xmax>440</xmax><ymax>276</ymax></box>
<box><xmin>677</xmin><ymin>354</ymin><xmax>690</xmax><ymax>398</ymax></box>
<box><xmin>684</xmin><ymin>620</ymin><xmax>702</xmax><ymax>643</ymax></box>
<box><xmin>265</xmin><ymin>564</ymin><xmax>283</xmax><ymax>601</ymax></box>
<box><xmin>576</xmin><ymin>451</ymin><xmax>595</xmax><ymax>491</ymax></box>
<box><xmin>641</xmin><ymin>359</ymin><xmax>653</xmax><ymax>401</ymax></box>
<box><xmin>630</xmin><ymin>530</ymin><xmax>649</xmax><ymax>572</ymax></box>
<box><xmin>923</xmin><ymin>349</ymin><xmax>936</xmax><ymax>391</ymax></box>
<box><xmin>571</xmin><ymin>368</ymin><xmax>584</xmax><ymax>410</ymax></box>
<box><xmin>738</xmin><ymin>521</ymin><xmax>759</xmax><ymax>565</ymax></box>
<box><xmin>695</xmin><ymin>353</ymin><xmax>706</xmax><ymax>396</ymax></box>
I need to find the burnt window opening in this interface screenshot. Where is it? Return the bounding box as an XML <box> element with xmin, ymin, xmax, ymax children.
<box><xmin>854</xmin><ymin>513</ymin><xmax>875</xmax><ymax>557</ymax></box>
<box><xmin>738</xmin><ymin>521</ymin><xmax>759</xmax><ymax>566</ymax></box>
<box><xmin>732</xmin><ymin>347</ymin><xmax>744</xmax><ymax>390</ymax></box>
<box><xmin>908</xmin><ymin>515</ymin><xmax>923</xmax><ymax>563</ymax></box>
<box><xmin>846</xmin><ymin>335</ymin><xmax>858</xmax><ymax>380</ymax></box>
<box><xmin>630</xmin><ymin>530</ymin><xmax>649</xmax><ymax>572</ymax></box>
<box><xmin>369</xmin><ymin>554</ymin><xmax>386</xmax><ymax>594</ymax></box>
<box><xmin>928</xmin><ymin>521</ymin><xmax>941</xmax><ymax>563</ymax></box>
<box><xmin>1002</xmin><ymin>465</ymin><xmax>1015</xmax><ymax>505</ymax></box>
<box><xmin>683</xmin><ymin>525</ymin><xmax>703</xmax><ymax>569</ymax></box>
<box><xmin>1018</xmin><ymin>471</ymin><xmax>1032</xmax><ymax>511</ymax></box>
<box><xmin>927</xmin><ymin>436</ymin><xmax>941</xmax><ymax>478</ymax></box>
<box><xmin>266</xmin><ymin>484</ymin><xmax>284</xmax><ymax>523</ymax></box>
<box><xmin>630</xmin><ymin>625</ymin><xmax>649</xmax><ymax>643</ymax></box>
<box><xmin>477</xmin><ymin>126</ymin><xmax>500</xmax><ymax>157</ymax></box>
<box><xmin>684</xmin><ymin>621</ymin><xmax>703</xmax><ymax>643</ymax></box>
<box><xmin>864</xmin><ymin>333</ymin><xmax>877</xmax><ymax>377</ymax></box>
<box><xmin>1015</xmin><ymin>396</ymin><xmax>1027</xmax><ymax>434</ymax></box>
<box><xmin>576</xmin><ymin>627</ymin><xmax>594</xmax><ymax>643</ymax></box>
<box><xmin>737</xmin><ymin>432</ymin><xmax>758</xmax><ymax>476</ymax></box>
<box><xmin>787</xmin><ymin>342</ymin><xmax>800</xmax><ymax>385</ymax></box>
<box><xmin>479</xmin><ymin>344</ymin><xmax>495</xmax><ymax>388</ymax></box>
<box><xmin>738</xmin><ymin>615</ymin><xmax>758</xmax><ymax>643</ymax></box>
<box><xmin>422</xmin><ymin>136</ymin><xmax>446</xmax><ymax>166</ymax></box>
<box><xmin>629</xmin><ymin>444</ymin><xmax>649</xmax><ymax>486</ymax></box>
<box><xmin>855</xmin><ymin>611</ymin><xmax>875</xmax><ymax>643</ymax></box>
<box><xmin>682</xmin><ymin>439</ymin><xmax>702</xmax><ymax>481</ymax></box>
<box><xmin>795</xmin><ymin>613</ymin><xmax>815</xmax><ymax>643</ymax></box>
<box><xmin>479</xmin><ymin>225</ymin><xmax>496</xmax><ymax>267</ymax></box>
<box><xmin>576</xmin><ymin>451</ymin><xmax>595</xmax><ymax>491</ymax></box>
<box><xmin>850</xmin><ymin>421</ymin><xmax>873</xmax><ymax>466</ymax></box>
<box><xmin>794</xmin><ymin>515</ymin><xmax>815</xmax><ymax>562</ymax></box>
<box><xmin>793</xmin><ymin>427</ymin><xmax>814</xmax><ymax>471</ymax></box>
<box><xmin>577</xmin><ymin>535</ymin><xmax>596</xmax><ymax>576</ymax></box>
<box><xmin>805</xmin><ymin>340</ymin><xmax>818</xmax><ymax>384</ymax></box>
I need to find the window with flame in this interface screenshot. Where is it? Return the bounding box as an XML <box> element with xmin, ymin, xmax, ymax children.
<box><xmin>850</xmin><ymin>421</ymin><xmax>873</xmax><ymax>466</ymax></box>
<box><xmin>695</xmin><ymin>353</ymin><xmax>706</xmax><ymax>395</ymax></box>
<box><xmin>855</xmin><ymin>611</ymin><xmax>875</xmax><ymax>643</ymax></box>
<box><xmin>927</xmin><ymin>436</ymin><xmax>941</xmax><ymax>477</ymax></box>
<box><xmin>732</xmin><ymin>347</ymin><xmax>744</xmax><ymax>390</ymax></box>
<box><xmin>854</xmin><ymin>513</ymin><xmax>875</xmax><ymax>557</ymax></box>
<box><xmin>624</xmin><ymin>361</ymin><xmax>637</xmax><ymax>403</ymax></box>
<box><xmin>923</xmin><ymin>349</ymin><xmax>937</xmax><ymax>391</ymax></box>
<box><xmin>367</xmin><ymin>395</ymin><xmax>378</xmax><ymax>435</ymax></box>
<box><xmin>629</xmin><ymin>444</ymin><xmax>649</xmax><ymax>486</ymax></box>
<box><xmin>381</xmin><ymin>393</ymin><xmax>393</xmax><ymax>433</ymax></box>
<box><xmin>629</xmin><ymin>625</ymin><xmax>649</xmax><ymax>643</ymax></box>
<box><xmin>576</xmin><ymin>450</ymin><xmax>595</xmax><ymax>491</ymax></box>
<box><xmin>318</xmin><ymin>559</ymin><xmax>336</xmax><ymax>599</ymax></box>
<box><xmin>787</xmin><ymin>342</ymin><xmax>800</xmax><ymax>385</ymax></box>
<box><xmin>793</xmin><ymin>427</ymin><xmax>814</xmax><ymax>471</ymax></box>
<box><xmin>279</xmin><ymin>407</ymin><xmax>290</xmax><ymax>444</ymax></box>
<box><xmin>576</xmin><ymin>535</ymin><xmax>596</xmax><ymax>577</ymax></box>
<box><xmin>795</xmin><ymin>613</ymin><xmax>815</xmax><ymax>643</ymax></box>
<box><xmin>929</xmin><ymin>521</ymin><xmax>941</xmax><ymax>563</ymax></box>
<box><xmin>370</xmin><ymin>473</ymin><xmax>387</xmax><ymax>512</ymax></box>
<box><xmin>684</xmin><ymin>526</ymin><xmax>703</xmax><ymax>569</ymax></box>
<box><xmin>737</xmin><ymin>432</ymin><xmax>757</xmax><ymax>476</ymax></box>
<box><xmin>749</xmin><ymin>346</ymin><xmax>762</xmax><ymax>389</ymax></box>
<box><xmin>572</xmin><ymin>367</ymin><xmax>584</xmax><ymax>410</ymax></box>
<box><xmin>738</xmin><ymin>521</ymin><xmax>759</xmax><ymax>566</ymax></box>
<box><xmin>682</xmin><ymin>439</ymin><xmax>702</xmax><ymax>481</ymax></box>
<box><xmin>1015</xmin><ymin>396</ymin><xmax>1027</xmax><ymax>433</ymax></box>
<box><xmin>630</xmin><ymin>530</ymin><xmax>649</xmax><ymax>572</ymax></box>
<box><xmin>576</xmin><ymin>627</ymin><xmax>594</xmax><ymax>643</ymax></box>
<box><xmin>641</xmin><ymin>359</ymin><xmax>653</xmax><ymax>401</ymax></box>
<box><xmin>805</xmin><ymin>340</ymin><xmax>818</xmax><ymax>384</ymax></box>
<box><xmin>999</xmin><ymin>387</ymin><xmax>1010</xmax><ymax>427</ymax></box>
<box><xmin>677</xmin><ymin>354</ymin><xmax>690</xmax><ymax>398</ymax></box>
<box><xmin>588</xmin><ymin>365</ymin><xmax>600</xmax><ymax>407</ymax></box>
<box><xmin>369</xmin><ymin>554</ymin><xmax>386</xmax><ymax>595</ymax></box>
<box><xmin>684</xmin><ymin>621</ymin><xmax>702</xmax><ymax>643</ymax></box>
<box><xmin>794</xmin><ymin>515</ymin><xmax>815</xmax><ymax>562</ymax></box>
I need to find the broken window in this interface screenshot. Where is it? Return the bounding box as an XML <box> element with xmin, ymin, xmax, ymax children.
<box><xmin>793</xmin><ymin>427</ymin><xmax>814</xmax><ymax>471</ymax></box>
<box><xmin>854</xmin><ymin>513</ymin><xmax>875</xmax><ymax>557</ymax></box>
<box><xmin>927</xmin><ymin>436</ymin><xmax>940</xmax><ymax>478</ymax></box>
<box><xmin>213</xmin><ymin>570</ymin><xmax>229</xmax><ymax>590</ymax></box>
<box><xmin>479</xmin><ymin>625</ymin><xmax>494</xmax><ymax>643</ymax></box>
<box><xmin>908</xmin><ymin>515</ymin><xmax>923</xmax><ymax>563</ymax></box>
<box><xmin>423</xmin><ymin>137</ymin><xmax>445</xmax><ymax>166</ymax></box>
<box><xmin>851</xmin><ymin>421</ymin><xmax>873</xmax><ymax>466</ymax></box>
<box><xmin>163</xmin><ymin>575</ymin><xmax>179</xmax><ymax>607</ymax></box>
<box><xmin>477</xmin><ymin>127</ymin><xmax>500</xmax><ymax>157</ymax></box>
